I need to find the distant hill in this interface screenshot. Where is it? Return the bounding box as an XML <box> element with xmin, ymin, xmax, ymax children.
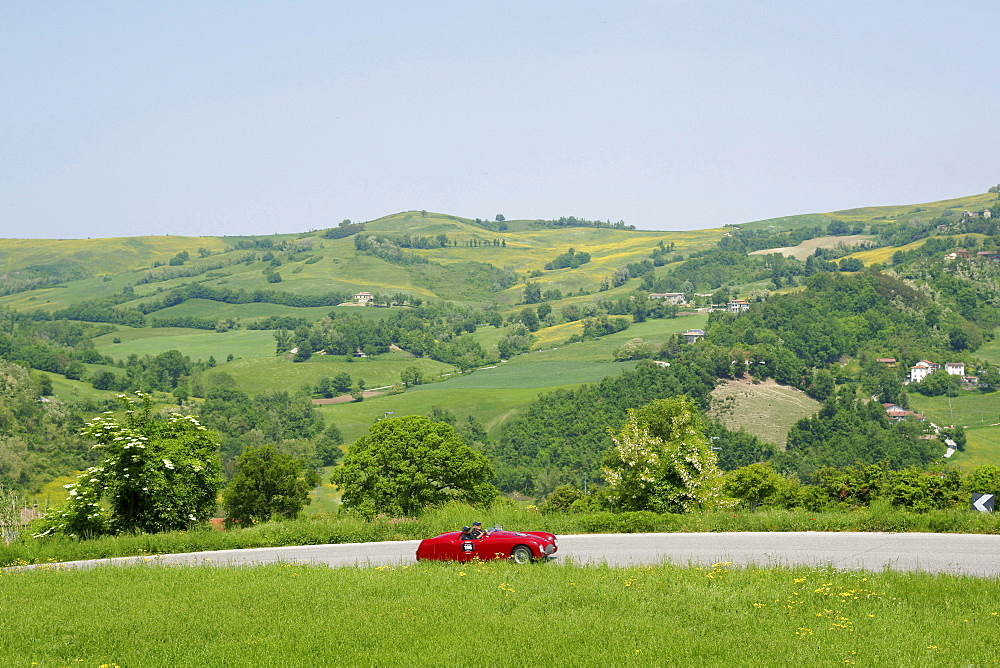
<box><xmin>4</xmin><ymin>189</ymin><xmax>1000</xmax><ymax>497</ymax></box>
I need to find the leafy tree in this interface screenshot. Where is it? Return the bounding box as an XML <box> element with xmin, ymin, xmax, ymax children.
<box><xmin>545</xmin><ymin>248</ymin><xmax>591</xmax><ymax>270</ymax></box>
<box><xmin>880</xmin><ymin>466</ymin><xmax>961</xmax><ymax>512</ymax></box>
<box><xmin>292</xmin><ymin>340</ymin><xmax>312</xmax><ymax>362</ymax></box>
<box><xmin>314</xmin><ymin>423</ymin><xmax>344</xmax><ymax>466</ymax></box>
<box><xmin>724</xmin><ymin>463</ymin><xmax>782</xmax><ymax>511</ymax></box>
<box><xmin>561</xmin><ymin>304</ymin><xmax>582</xmax><ymax>322</ymax></box>
<box><xmin>63</xmin><ymin>360</ymin><xmax>86</xmax><ymax>381</ymax></box>
<box><xmin>223</xmin><ymin>444</ymin><xmax>320</xmax><ymax>525</ymax></box>
<box><xmin>330</xmin><ymin>415</ymin><xmax>499</xmax><ymax>516</ymax></box>
<box><xmin>523</xmin><ymin>282</ymin><xmax>542</xmax><ymax>304</ymax></box>
<box><xmin>912</xmin><ymin>369</ymin><xmax>961</xmax><ymax>397</ymax></box>
<box><xmin>332</xmin><ymin>372</ymin><xmax>353</xmax><ymax>393</ymax></box>
<box><xmin>400</xmin><ymin>366</ymin><xmax>424</xmax><ymax>387</ymax></box>
<box><xmin>519</xmin><ymin>307</ymin><xmax>540</xmax><ymax>332</ymax></box>
<box><xmin>704</xmin><ymin>420</ymin><xmax>775</xmax><ymax>470</ymax></box>
<box><xmin>614</xmin><ymin>337</ymin><xmax>654</xmax><ymax>361</ymax></box>
<box><xmin>538</xmin><ymin>484</ymin><xmax>596</xmax><ymax>514</ymax></box>
<box><xmin>314</xmin><ymin>376</ymin><xmax>335</xmax><ymax>398</ymax></box>
<box><xmin>602</xmin><ymin>397</ymin><xmax>729</xmax><ymax>513</ymax></box>
<box><xmin>963</xmin><ymin>464</ymin><xmax>1000</xmax><ymax>497</ymax></box>
<box><xmin>33</xmin><ymin>393</ymin><xmax>221</xmax><ymax>537</ymax></box>
<box><xmin>37</xmin><ymin>373</ymin><xmax>53</xmax><ymax>396</ymax></box>
<box><xmin>428</xmin><ymin>405</ymin><xmax>457</xmax><ymax>425</ymax></box>
<box><xmin>249</xmin><ymin>390</ymin><xmax>324</xmax><ymax>442</ymax></box>
<box><xmin>273</xmin><ymin>328</ymin><xmax>293</xmax><ymax>354</ymax></box>
<box><xmin>91</xmin><ymin>370</ymin><xmax>117</xmax><ymax>390</ymax></box>
<box><xmin>807</xmin><ymin>368</ymin><xmax>836</xmax><ymax>401</ymax></box>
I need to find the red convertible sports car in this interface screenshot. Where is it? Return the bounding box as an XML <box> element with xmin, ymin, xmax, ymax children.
<box><xmin>415</xmin><ymin>526</ymin><xmax>558</xmax><ymax>564</ymax></box>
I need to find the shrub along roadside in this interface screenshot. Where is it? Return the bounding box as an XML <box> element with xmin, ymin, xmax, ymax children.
<box><xmin>6</xmin><ymin>501</ymin><xmax>1000</xmax><ymax>567</ymax></box>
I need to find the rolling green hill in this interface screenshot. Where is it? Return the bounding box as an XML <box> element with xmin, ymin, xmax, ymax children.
<box><xmin>5</xmin><ymin>189</ymin><xmax>1000</xmax><ymax>498</ymax></box>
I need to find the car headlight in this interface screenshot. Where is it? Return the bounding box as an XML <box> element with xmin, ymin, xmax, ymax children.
<box><xmin>543</xmin><ymin>543</ymin><xmax>556</xmax><ymax>555</ymax></box>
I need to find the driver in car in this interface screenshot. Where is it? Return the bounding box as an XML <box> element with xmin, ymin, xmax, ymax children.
<box><xmin>470</xmin><ymin>522</ymin><xmax>485</xmax><ymax>539</ymax></box>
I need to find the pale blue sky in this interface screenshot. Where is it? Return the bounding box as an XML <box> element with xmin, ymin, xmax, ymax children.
<box><xmin>2</xmin><ymin>1</ymin><xmax>997</xmax><ymax>239</ymax></box>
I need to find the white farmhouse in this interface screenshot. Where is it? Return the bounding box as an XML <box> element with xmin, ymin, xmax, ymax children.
<box><xmin>908</xmin><ymin>360</ymin><xmax>940</xmax><ymax>383</ymax></box>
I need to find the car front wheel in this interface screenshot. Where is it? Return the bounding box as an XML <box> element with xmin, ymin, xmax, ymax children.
<box><xmin>510</xmin><ymin>545</ymin><xmax>533</xmax><ymax>564</ymax></box>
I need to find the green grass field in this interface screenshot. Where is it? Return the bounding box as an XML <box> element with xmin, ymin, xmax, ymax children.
<box><xmin>529</xmin><ymin>314</ymin><xmax>709</xmax><ymax>360</ymax></box>
<box><xmin>221</xmin><ymin>351</ymin><xmax>455</xmax><ymax>397</ymax></box>
<box><xmin>3</xmin><ymin>561</ymin><xmax>998</xmax><ymax>666</ymax></box>
<box><xmin>973</xmin><ymin>329</ymin><xmax>1000</xmax><ymax>366</ymax></box>
<box><xmin>909</xmin><ymin>390</ymin><xmax>1000</xmax><ymax>469</ymax></box>
<box><xmin>735</xmin><ymin>192</ymin><xmax>995</xmax><ymax>237</ymax></box>
<box><xmin>143</xmin><ymin>298</ymin><xmax>342</xmax><ymax>323</ymax></box>
<box><xmin>910</xmin><ymin>391</ymin><xmax>1000</xmax><ymax>430</ymax></box>
<box><xmin>319</xmin><ymin>386</ymin><xmax>572</xmax><ymax>444</ymax></box>
<box><xmin>92</xmin><ymin>328</ymin><xmax>276</xmax><ymax>363</ymax></box>
<box><xmin>0</xmin><ymin>235</ymin><xmax>232</xmax><ymax>276</ymax></box>
<box><xmin>828</xmin><ymin>193</ymin><xmax>996</xmax><ymax>224</ymax></box>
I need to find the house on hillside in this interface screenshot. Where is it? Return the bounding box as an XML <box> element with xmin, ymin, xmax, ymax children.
<box><xmin>876</xmin><ymin>358</ymin><xmax>897</xmax><ymax>367</ymax></box>
<box><xmin>945</xmin><ymin>362</ymin><xmax>966</xmax><ymax>376</ymax></box>
<box><xmin>728</xmin><ymin>299</ymin><xmax>750</xmax><ymax>313</ymax></box>
<box><xmin>908</xmin><ymin>360</ymin><xmax>940</xmax><ymax>383</ymax></box>
<box><xmin>984</xmin><ymin>209</ymin><xmax>993</xmax><ymax>219</ymax></box>
<box><xmin>354</xmin><ymin>291</ymin><xmax>373</xmax><ymax>304</ymax></box>
<box><xmin>648</xmin><ymin>292</ymin><xmax>685</xmax><ymax>304</ymax></box>
<box><xmin>883</xmin><ymin>404</ymin><xmax>926</xmax><ymax>421</ymax></box>
<box><xmin>977</xmin><ymin>251</ymin><xmax>1000</xmax><ymax>262</ymax></box>
<box><xmin>682</xmin><ymin>329</ymin><xmax>705</xmax><ymax>344</ymax></box>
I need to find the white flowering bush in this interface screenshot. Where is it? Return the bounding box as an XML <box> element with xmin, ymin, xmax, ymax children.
<box><xmin>602</xmin><ymin>396</ymin><xmax>733</xmax><ymax>513</ymax></box>
<box><xmin>32</xmin><ymin>393</ymin><xmax>221</xmax><ymax>538</ymax></box>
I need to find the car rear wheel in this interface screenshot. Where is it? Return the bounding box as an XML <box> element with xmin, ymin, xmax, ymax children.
<box><xmin>511</xmin><ymin>545</ymin><xmax>533</xmax><ymax>564</ymax></box>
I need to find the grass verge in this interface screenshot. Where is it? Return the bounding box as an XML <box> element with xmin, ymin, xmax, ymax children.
<box><xmin>7</xmin><ymin>504</ymin><xmax>1000</xmax><ymax>567</ymax></box>
<box><xmin>2</xmin><ymin>560</ymin><xmax>997</xmax><ymax>665</ymax></box>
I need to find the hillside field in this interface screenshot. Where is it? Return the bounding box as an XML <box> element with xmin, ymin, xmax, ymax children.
<box><xmin>708</xmin><ymin>378</ymin><xmax>820</xmax><ymax>448</ymax></box>
<box><xmin>749</xmin><ymin>234</ymin><xmax>874</xmax><ymax>261</ymax></box>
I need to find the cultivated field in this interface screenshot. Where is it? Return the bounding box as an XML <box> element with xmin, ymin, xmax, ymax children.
<box><xmin>846</xmin><ymin>238</ymin><xmax>930</xmax><ymax>266</ymax></box>
<box><xmin>749</xmin><ymin>234</ymin><xmax>875</xmax><ymax>261</ymax></box>
<box><xmin>708</xmin><ymin>378</ymin><xmax>820</xmax><ymax>447</ymax></box>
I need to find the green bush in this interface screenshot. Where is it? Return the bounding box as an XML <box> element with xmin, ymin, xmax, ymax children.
<box><xmin>616</xmin><ymin>511</ymin><xmax>660</xmax><ymax>533</ymax></box>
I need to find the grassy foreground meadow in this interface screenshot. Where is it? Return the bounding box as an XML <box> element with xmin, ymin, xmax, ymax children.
<box><xmin>3</xmin><ymin>560</ymin><xmax>998</xmax><ymax>666</ymax></box>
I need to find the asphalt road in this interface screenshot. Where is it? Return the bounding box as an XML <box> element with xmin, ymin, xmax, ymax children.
<box><xmin>21</xmin><ymin>532</ymin><xmax>1000</xmax><ymax>577</ymax></box>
